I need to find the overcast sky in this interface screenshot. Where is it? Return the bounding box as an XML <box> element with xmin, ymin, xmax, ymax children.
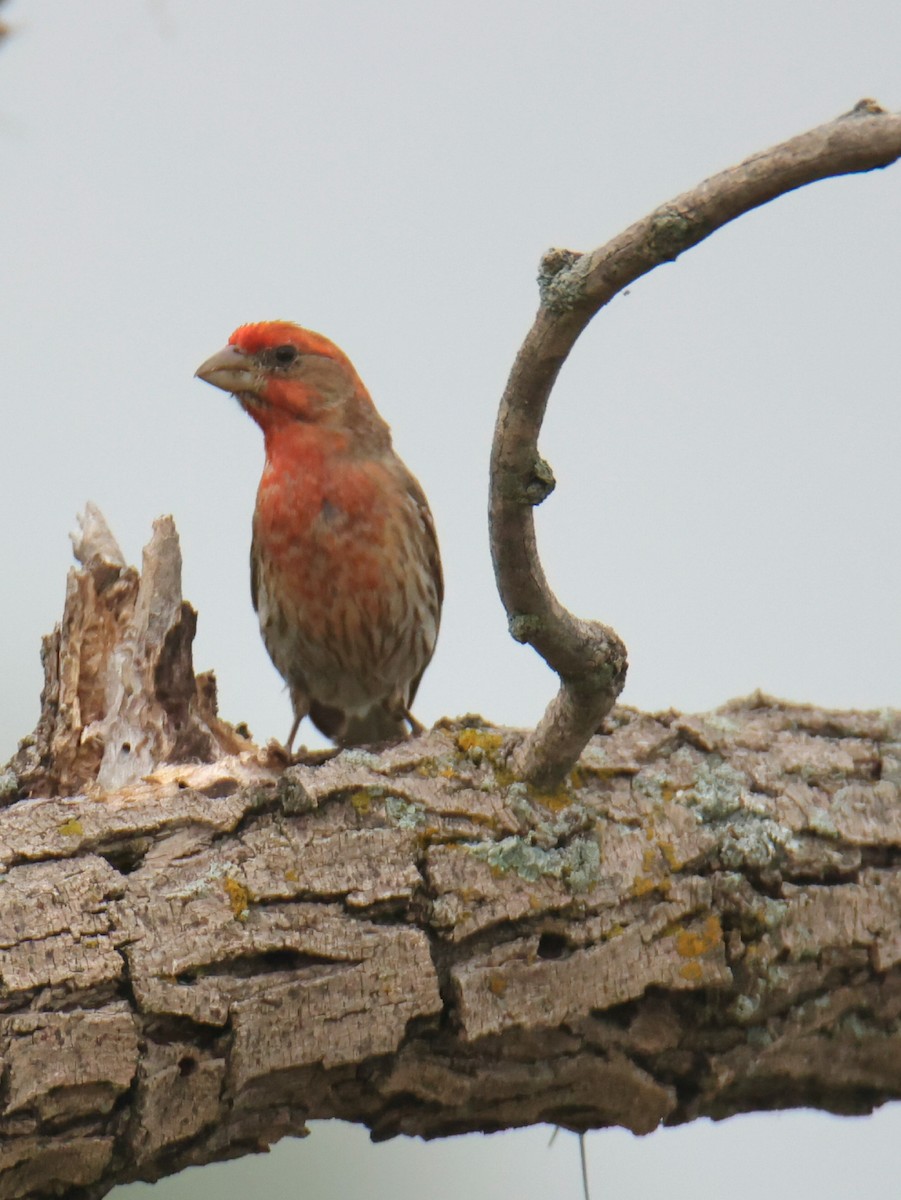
<box><xmin>2</xmin><ymin>2</ymin><xmax>899</xmax><ymax>1197</ymax></box>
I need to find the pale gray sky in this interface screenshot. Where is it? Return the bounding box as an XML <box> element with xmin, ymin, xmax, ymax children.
<box><xmin>2</xmin><ymin>2</ymin><xmax>899</xmax><ymax>1196</ymax></box>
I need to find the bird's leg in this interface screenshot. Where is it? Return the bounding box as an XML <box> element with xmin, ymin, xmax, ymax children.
<box><xmin>285</xmin><ymin>715</ymin><xmax>301</xmax><ymax>757</ymax></box>
<box><xmin>285</xmin><ymin>688</ymin><xmax>311</xmax><ymax>758</ymax></box>
<box><xmin>385</xmin><ymin>691</ymin><xmax>425</xmax><ymax>738</ymax></box>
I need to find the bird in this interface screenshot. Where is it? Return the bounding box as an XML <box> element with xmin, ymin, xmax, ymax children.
<box><xmin>195</xmin><ymin>320</ymin><xmax>442</xmax><ymax>751</ymax></box>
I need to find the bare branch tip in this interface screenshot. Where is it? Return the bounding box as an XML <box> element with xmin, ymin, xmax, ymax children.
<box><xmin>70</xmin><ymin>502</ymin><xmax>126</xmax><ymax>572</ymax></box>
<box><xmin>143</xmin><ymin>513</ymin><xmax>183</xmax><ymax>570</ymax></box>
<box><xmin>150</xmin><ymin>512</ymin><xmax>179</xmax><ymax>540</ymax></box>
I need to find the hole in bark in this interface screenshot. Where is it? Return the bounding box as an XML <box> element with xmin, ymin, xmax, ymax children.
<box><xmin>178</xmin><ymin>1056</ymin><xmax>198</xmax><ymax>1076</ymax></box>
<box><xmin>537</xmin><ymin>932</ymin><xmax>568</xmax><ymax>959</ymax></box>
<box><xmin>175</xmin><ymin>949</ymin><xmax>333</xmax><ymax>984</ymax></box>
<box><xmin>121</xmin><ymin>742</ymin><xmax>131</xmax><ymax>753</ymax></box>
<box><xmin>589</xmin><ymin>996</ymin><xmax>638</xmax><ymax>1027</ymax></box>
<box><xmin>97</xmin><ymin>840</ymin><xmax>149</xmax><ymax>875</ymax></box>
<box><xmin>861</xmin><ymin>845</ymin><xmax>895</xmax><ymax>870</ymax></box>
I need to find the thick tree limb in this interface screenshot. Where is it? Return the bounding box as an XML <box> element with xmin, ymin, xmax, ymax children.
<box><xmin>489</xmin><ymin>99</ymin><xmax>901</xmax><ymax>790</ymax></box>
<box><xmin>1</xmin><ymin>513</ymin><xmax>900</xmax><ymax>1198</ymax></box>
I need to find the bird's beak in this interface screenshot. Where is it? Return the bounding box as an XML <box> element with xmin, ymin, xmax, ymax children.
<box><xmin>195</xmin><ymin>344</ymin><xmax>257</xmax><ymax>394</ymax></box>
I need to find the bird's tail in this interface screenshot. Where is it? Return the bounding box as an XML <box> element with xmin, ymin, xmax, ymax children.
<box><xmin>310</xmin><ymin>701</ymin><xmax>408</xmax><ymax>747</ymax></box>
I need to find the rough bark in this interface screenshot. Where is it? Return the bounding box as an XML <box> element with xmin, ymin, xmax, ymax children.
<box><xmin>1</xmin><ymin>512</ymin><xmax>899</xmax><ymax>1199</ymax></box>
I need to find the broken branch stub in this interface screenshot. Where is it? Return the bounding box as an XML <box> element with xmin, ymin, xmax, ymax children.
<box><xmin>7</xmin><ymin>504</ymin><xmax>251</xmax><ymax>800</ymax></box>
<box><xmin>489</xmin><ymin>99</ymin><xmax>901</xmax><ymax>790</ymax></box>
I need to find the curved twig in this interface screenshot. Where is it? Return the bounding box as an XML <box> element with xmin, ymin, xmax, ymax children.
<box><xmin>490</xmin><ymin>99</ymin><xmax>901</xmax><ymax>790</ymax></box>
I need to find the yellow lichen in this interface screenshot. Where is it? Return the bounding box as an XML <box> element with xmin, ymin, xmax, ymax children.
<box><xmin>533</xmin><ymin>785</ymin><xmax>572</xmax><ymax>813</ymax></box>
<box><xmin>415</xmin><ymin>758</ymin><xmax>453</xmax><ymax>779</ymax></box>
<box><xmin>349</xmin><ymin>790</ymin><xmax>372</xmax><ymax>814</ymax></box>
<box><xmin>631</xmin><ymin>875</ymin><xmax>658</xmax><ymax>898</ymax></box>
<box><xmin>676</xmin><ymin>915</ymin><xmax>722</xmax><ymax>958</ymax></box>
<box><xmin>568</xmin><ymin>766</ymin><xmax>586</xmax><ymax>790</ymax></box>
<box><xmin>222</xmin><ymin>876</ymin><xmax>250</xmax><ymax>920</ymax></box>
<box><xmin>284</xmin><ymin>868</ymin><xmax>298</xmax><ymax>883</ymax></box>
<box><xmin>679</xmin><ymin>960</ymin><xmax>704</xmax><ymax>982</ymax></box>
<box><xmin>456</xmin><ymin>729</ymin><xmax>503</xmax><ymax>754</ymax></box>
<box><xmin>57</xmin><ymin>818</ymin><xmax>84</xmax><ymax>837</ymax></box>
<box><xmin>488</xmin><ymin>973</ymin><xmax>507</xmax><ymax>997</ymax></box>
<box><xmin>659</xmin><ymin>840</ymin><xmax>682</xmax><ymax>870</ymax></box>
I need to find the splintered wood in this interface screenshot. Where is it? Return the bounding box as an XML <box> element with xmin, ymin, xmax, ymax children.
<box><xmin>1</xmin><ymin>510</ymin><xmax>900</xmax><ymax>1199</ymax></box>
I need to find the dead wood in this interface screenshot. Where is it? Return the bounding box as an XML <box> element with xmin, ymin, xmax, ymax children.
<box><xmin>1</xmin><ymin>509</ymin><xmax>899</xmax><ymax>1199</ymax></box>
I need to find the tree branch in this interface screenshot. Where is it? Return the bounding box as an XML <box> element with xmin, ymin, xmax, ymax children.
<box><xmin>2</xmin><ymin>512</ymin><xmax>901</xmax><ymax>1197</ymax></box>
<box><xmin>489</xmin><ymin>98</ymin><xmax>901</xmax><ymax>790</ymax></box>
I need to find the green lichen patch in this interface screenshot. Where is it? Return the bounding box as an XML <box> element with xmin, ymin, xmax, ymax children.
<box><xmin>537</xmin><ymin>248</ymin><xmax>587</xmax><ymax>314</ymax></box>
<box><xmin>565</xmin><ymin>836</ymin><xmax>601</xmax><ymax>893</ymax></box>
<box><xmin>680</xmin><ymin>757</ymin><xmax>748</xmax><ymax>822</ymax></box>
<box><xmin>385</xmin><ymin>795</ymin><xmax>426</xmax><ymax>830</ymax></box>
<box><xmin>339</xmin><ymin>747</ymin><xmax>383</xmax><ymax>770</ymax></box>
<box><xmin>507</xmin><ymin>613</ymin><xmax>544</xmax><ymax>644</ymax></box>
<box><xmin>719</xmin><ymin>814</ymin><xmax>800</xmax><ymax>873</ymax></box>
<box><xmin>504</xmin><ymin>781</ymin><xmax>593</xmax><ymax>845</ymax></box>
<box><xmin>648</xmin><ymin>207</ymin><xmax>708</xmax><ymax>261</ymax></box>
<box><xmin>467</xmin><ymin>831</ymin><xmax>600</xmax><ymax>895</ymax></box>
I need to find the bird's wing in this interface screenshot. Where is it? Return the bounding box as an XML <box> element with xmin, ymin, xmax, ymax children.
<box><xmin>250</xmin><ymin>527</ymin><xmax>260</xmax><ymax>613</ymax></box>
<box><xmin>403</xmin><ymin>472</ymin><xmax>443</xmax><ymax>710</ymax></box>
<box><xmin>406</xmin><ymin>473</ymin><xmax>444</xmax><ymax>611</ymax></box>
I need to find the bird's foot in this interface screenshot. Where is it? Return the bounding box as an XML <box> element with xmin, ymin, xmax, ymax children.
<box><xmin>262</xmin><ymin>738</ymin><xmax>340</xmax><ymax>770</ymax></box>
<box><xmin>404</xmin><ymin>709</ymin><xmax>426</xmax><ymax>736</ymax></box>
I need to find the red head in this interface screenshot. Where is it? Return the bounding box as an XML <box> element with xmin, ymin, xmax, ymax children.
<box><xmin>195</xmin><ymin>321</ymin><xmax>389</xmax><ymax>449</ymax></box>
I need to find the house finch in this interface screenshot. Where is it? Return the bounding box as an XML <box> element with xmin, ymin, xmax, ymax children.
<box><xmin>195</xmin><ymin>321</ymin><xmax>442</xmax><ymax>750</ymax></box>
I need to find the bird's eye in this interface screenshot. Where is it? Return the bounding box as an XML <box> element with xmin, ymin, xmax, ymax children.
<box><xmin>274</xmin><ymin>344</ymin><xmax>298</xmax><ymax>366</ymax></box>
